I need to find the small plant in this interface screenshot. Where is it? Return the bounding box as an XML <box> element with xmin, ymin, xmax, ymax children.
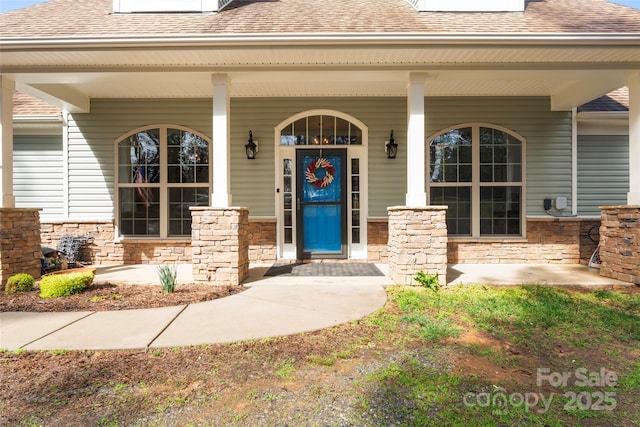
<box><xmin>414</xmin><ymin>270</ymin><xmax>440</xmax><ymax>292</ymax></box>
<box><xmin>5</xmin><ymin>273</ymin><xmax>35</xmax><ymax>294</ymax></box>
<box><xmin>39</xmin><ymin>271</ymin><xmax>94</xmax><ymax>298</ymax></box>
<box><xmin>274</xmin><ymin>358</ymin><xmax>295</xmax><ymax>379</ymax></box>
<box><xmin>157</xmin><ymin>264</ymin><xmax>177</xmax><ymax>294</ymax></box>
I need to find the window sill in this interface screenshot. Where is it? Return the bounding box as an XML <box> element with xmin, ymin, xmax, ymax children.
<box><xmin>115</xmin><ymin>237</ymin><xmax>191</xmax><ymax>244</ymax></box>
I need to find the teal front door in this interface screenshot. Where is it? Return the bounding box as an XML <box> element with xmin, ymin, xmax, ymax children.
<box><xmin>296</xmin><ymin>149</ymin><xmax>347</xmax><ymax>259</ymax></box>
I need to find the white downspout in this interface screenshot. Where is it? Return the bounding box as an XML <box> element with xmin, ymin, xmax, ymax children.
<box><xmin>572</xmin><ymin>107</ymin><xmax>578</xmax><ymax>215</ymax></box>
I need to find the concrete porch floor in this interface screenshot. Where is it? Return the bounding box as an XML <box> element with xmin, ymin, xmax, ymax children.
<box><xmin>91</xmin><ymin>263</ymin><xmax>633</xmax><ymax>288</ymax></box>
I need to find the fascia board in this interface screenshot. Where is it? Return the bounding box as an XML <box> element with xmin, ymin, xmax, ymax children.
<box><xmin>2</xmin><ymin>33</ymin><xmax>640</xmax><ymax>50</ymax></box>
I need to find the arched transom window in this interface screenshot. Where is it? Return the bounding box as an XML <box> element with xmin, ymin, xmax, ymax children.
<box><xmin>428</xmin><ymin>124</ymin><xmax>525</xmax><ymax>237</ymax></box>
<box><xmin>279</xmin><ymin>114</ymin><xmax>362</xmax><ymax>146</ymax></box>
<box><xmin>116</xmin><ymin>126</ymin><xmax>210</xmax><ymax>237</ymax></box>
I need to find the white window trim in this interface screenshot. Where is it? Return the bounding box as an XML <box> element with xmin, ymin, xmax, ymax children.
<box><xmin>114</xmin><ymin>124</ymin><xmax>212</xmax><ymax>240</ymax></box>
<box><xmin>274</xmin><ymin>110</ymin><xmax>369</xmax><ymax>260</ymax></box>
<box><xmin>427</xmin><ymin>123</ymin><xmax>527</xmax><ymax>239</ymax></box>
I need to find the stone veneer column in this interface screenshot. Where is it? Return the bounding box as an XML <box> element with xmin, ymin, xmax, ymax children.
<box><xmin>387</xmin><ymin>206</ymin><xmax>448</xmax><ymax>286</ymax></box>
<box><xmin>190</xmin><ymin>207</ymin><xmax>249</xmax><ymax>286</ymax></box>
<box><xmin>0</xmin><ymin>208</ymin><xmax>42</xmax><ymax>287</ymax></box>
<box><xmin>599</xmin><ymin>205</ymin><xmax>640</xmax><ymax>285</ymax></box>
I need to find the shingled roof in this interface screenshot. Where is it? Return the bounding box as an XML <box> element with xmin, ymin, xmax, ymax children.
<box><xmin>12</xmin><ymin>92</ymin><xmax>61</xmax><ymax>118</ymax></box>
<box><xmin>1</xmin><ymin>0</ymin><xmax>640</xmax><ymax>38</ymax></box>
<box><xmin>579</xmin><ymin>87</ymin><xmax>630</xmax><ymax>112</ymax></box>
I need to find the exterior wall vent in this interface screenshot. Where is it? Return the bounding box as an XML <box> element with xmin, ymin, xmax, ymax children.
<box><xmin>113</xmin><ymin>0</ymin><xmax>234</xmax><ymax>13</ymax></box>
<box><xmin>407</xmin><ymin>0</ymin><xmax>524</xmax><ymax>12</ymax></box>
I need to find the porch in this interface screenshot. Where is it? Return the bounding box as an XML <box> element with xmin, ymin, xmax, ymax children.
<box><xmin>90</xmin><ymin>262</ymin><xmax>630</xmax><ymax>288</ymax></box>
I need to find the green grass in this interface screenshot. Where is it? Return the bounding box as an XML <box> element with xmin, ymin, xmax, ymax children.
<box><xmin>355</xmin><ymin>352</ymin><xmax>571</xmax><ymax>426</ymax></box>
<box><xmin>352</xmin><ymin>285</ymin><xmax>640</xmax><ymax>427</ymax></box>
<box><xmin>6</xmin><ymin>284</ymin><xmax>638</xmax><ymax>427</ymax></box>
<box><xmin>401</xmin><ymin>313</ymin><xmax>462</xmax><ymax>340</ymax></box>
<box><xmin>399</xmin><ymin>285</ymin><xmax>640</xmax><ymax>349</ymax></box>
<box><xmin>274</xmin><ymin>358</ymin><xmax>295</xmax><ymax>380</ymax></box>
<box><xmin>619</xmin><ymin>361</ymin><xmax>640</xmax><ymax>392</ymax></box>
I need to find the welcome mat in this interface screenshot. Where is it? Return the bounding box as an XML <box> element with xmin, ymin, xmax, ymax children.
<box><xmin>264</xmin><ymin>262</ymin><xmax>384</xmax><ymax>277</ymax></box>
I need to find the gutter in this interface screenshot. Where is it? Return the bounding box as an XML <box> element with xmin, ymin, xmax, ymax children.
<box><xmin>2</xmin><ymin>32</ymin><xmax>640</xmax><ymax>50</ymax></box>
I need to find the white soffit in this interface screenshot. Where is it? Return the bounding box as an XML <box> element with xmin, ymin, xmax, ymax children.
<box><xmin>8</xmin><ymin>69</ymin><xmax>628</xmax><ymax>105</ymax></box>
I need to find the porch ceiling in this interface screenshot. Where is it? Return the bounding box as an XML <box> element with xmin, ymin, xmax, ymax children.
<box><xmin>2</xmin><ymin>42</ymin><xmax>637</xmax><ymax>112</ymax></box>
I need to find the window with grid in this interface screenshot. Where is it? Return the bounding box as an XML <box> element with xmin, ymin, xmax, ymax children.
<box><xmin>117</xmin><ymin>126</ymin><xmax>210</xmax><ymax>237</ymax></box>
<box><xmin>429</xmin><ymin>125</ymin><xmax>524</xmax><ymax>237</ymax></box>
<box><xmin>280</xmin><ymin>115</ymin><xmax>362</xmax><ymax>146</ymax></box>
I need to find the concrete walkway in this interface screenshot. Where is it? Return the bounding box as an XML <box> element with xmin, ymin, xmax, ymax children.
<box><xmin>0</xmin><ymin>263</ymin><xmax>632</xmax><ymax>352</ymax></box>
<box><xmin>0</xmin><ymin>265</ymin><xmax>391</xmax><ymax>352</ymax></box>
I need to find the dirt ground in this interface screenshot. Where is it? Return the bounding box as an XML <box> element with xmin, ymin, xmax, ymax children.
<box><xmin>0</xmin><ymin>282</ymin><xmax>243</xmax><ymax>312</ymax></box>
<box><xmin>1</xmin><ymin>284</ymin><xmax>638</xmax><ymax>426</ymax></box>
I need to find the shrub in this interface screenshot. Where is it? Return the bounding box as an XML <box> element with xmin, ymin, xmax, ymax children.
<box><xmin>5</xmin><ymin>273</ymin><xmax>35</xmax><ymax>294</ymax></box>
<box><xmin>39</xmin><ymin>271</ymin><xmax>95</xmax><ymax>298</ymax></box>
<box><xmin>414</xmin><ymin>270</ymin><xmax>440</xmax><ymax>292</ymax></box>
<box><xmin>157</xmin><ymin>264</ymin><xmax>177</xmax><ymax>294</ymax></box>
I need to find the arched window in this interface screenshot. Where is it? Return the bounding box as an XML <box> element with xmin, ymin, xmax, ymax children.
<box><xmin>279</xmin><ymin>114</ymin><xmax>362</xmax><ymax>146</ymax></box>
<box><xmin>428</xmin><ymin>124</ymin><xmax>525</xmax><ymax>237</ymax></box>
<box><xmin>116</xmin><ymin>126</ymin><xmax>210</xmax><ymax>237</ymax></box>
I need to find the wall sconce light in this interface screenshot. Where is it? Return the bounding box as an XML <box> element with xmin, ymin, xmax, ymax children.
<box><xmin>245</xmin><ymin>130</ymin><xmax>258</xmax><ymax>160</ymax></box>
<box><xmin>385</xmin><ymin>130</ymin><xmax>398</xmax><ymax>159</ymax></box>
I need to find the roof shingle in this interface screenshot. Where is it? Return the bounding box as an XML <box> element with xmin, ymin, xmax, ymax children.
<box><xmin>579</xmin><ymin>87</ymin><xmax>629</xmax><ymax>112</ymax></box>
<box><xmin>1</xmin><ymin>0</ymin><xmax>640</xmax><ymax>38</ymax></box>
<box><xmin>12</xmin><ymin>92</ymin><xmax>61</xmax><ymax>117</ymax></box>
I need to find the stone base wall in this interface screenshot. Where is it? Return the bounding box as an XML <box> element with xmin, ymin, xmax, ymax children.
<box><xmin>387</xmin><ymin>206</ymin><xmax>448</xmax><ymax>286</ymax></box>
<box><xmin>247</xmin><ymin>219</ymin><xmax>277</xmax><ymax>263</ymax></box>
<box><xmin>41</xmin><ymin>217</ymin><xmax>271</xmax><ymax>266</ymax></box>
<box><xmin>448</xmin><ymin>218</ymin><xmax>583</xmax><ymax>264</ymax></box>
<box><xmin>0</xmin><ymin>208</ymin><xmax>42</xmax><ymax>287</ymax></box>
<box><xmin>367</xmin><ymin>219</ymin><xmax>389</xmax><ymax>263</ymax></box>
<box><xmin>191</xmin><ymin>207</ymin><xmax>249</xmax><ymax>285</ymax></box>
<box><xmin>599</xmin><ymin>206</ymin><xmax>640</xmax><ymax>284</ymax></box>
<box><xmin>369</xmin><ymin>217</ymin><xmax>596</xmax><ymax>266</ymax></box>
<box><xmin>40</xmin><ymin>220</ymin><xmax>191</xmax><ymax>265</ymax></box>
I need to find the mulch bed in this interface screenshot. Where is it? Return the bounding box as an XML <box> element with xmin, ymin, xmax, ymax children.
<box><xmin>0</xmin><ymin>283</ymin><xmax>245</xmax><ymax>312</ymax></box>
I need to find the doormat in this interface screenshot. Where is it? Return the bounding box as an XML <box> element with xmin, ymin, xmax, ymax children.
<box><xmin>264</xmin><ymin>262</ymin><xmax>384</xmax><ymax>277</ymax></box>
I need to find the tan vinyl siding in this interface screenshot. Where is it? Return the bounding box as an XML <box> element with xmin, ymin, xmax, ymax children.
<box><xmin>67</xmin><ymin>99</ymin><xmax>212</xmax><ymax>218</ymax></box>
<box><xmin>231</xmin><ymin>97</ymin><xmax>406</xmax><ymax>217</ymax></box>
<box><xmin>425</xmin><ymin>97</ymin><xmax>572</xmax><ymax>216</ymax></box>
<box><xmin>13</xmin><ymin>135</ymin><xmax>64</xmax><ymax>219</ymax></box>
<box><xmin>578</xmin><ymin>135</ymin><xmax>629</xmax><ymax>216</ymax></box>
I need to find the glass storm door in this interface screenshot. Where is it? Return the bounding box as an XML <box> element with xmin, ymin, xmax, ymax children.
<box><xmin>296</xmin><ymin>149</ymin><xmax>347</xmax><ymax>259</ymax></box>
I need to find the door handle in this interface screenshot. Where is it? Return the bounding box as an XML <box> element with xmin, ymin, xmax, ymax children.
<box><xmin>297</xmin><ymin>198</ymin><xmax>301</xmax><ymax>211</ymax></box>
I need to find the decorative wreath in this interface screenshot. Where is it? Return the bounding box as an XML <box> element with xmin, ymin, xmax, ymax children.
<box><xmin>305</xmin><ymin>157</ymin><xmax>335</xmax><ymax>189</ymax></box>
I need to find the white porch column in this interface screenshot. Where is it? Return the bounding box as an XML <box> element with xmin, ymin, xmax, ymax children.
<box><xmin>628</xmin><ymin>72</ymin><xmax>640</xmax><ymax>205</ymax></box>
<box><xmin>0</xmin><ymin>77</ymin><xmax>15</xmax><ymax>208</ymax></box>
<box><xmin>406</xmin><ymin>73</ymin><xmax>427</xmax><ymax>206</ymax></box>
<box><xmin>211</xmin><ymin>74</ymin><xmax>232</xmax><ymax>207</ymax></box>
